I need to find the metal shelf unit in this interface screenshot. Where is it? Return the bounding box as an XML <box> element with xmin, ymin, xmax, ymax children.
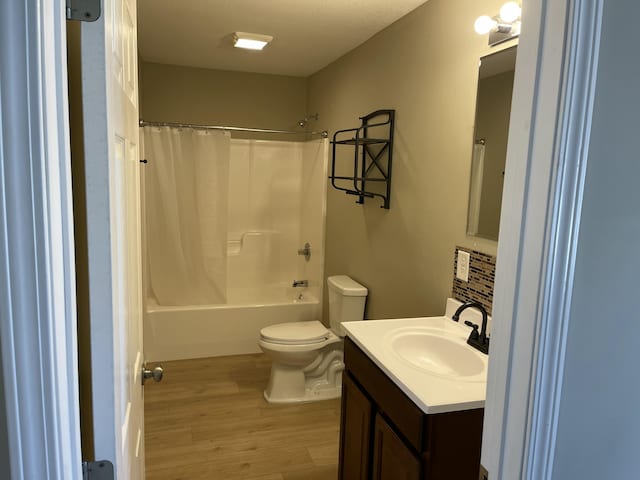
<box><xmin>330</xmin><ymin>110</ymin><xmax>395</xmax><ymax>209</ymax></box>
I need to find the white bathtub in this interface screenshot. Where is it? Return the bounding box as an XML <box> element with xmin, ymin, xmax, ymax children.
<box><xmin>143</xmin><ymin>286</ymin><xmax>320</xmax><ymax>361</ymax></box>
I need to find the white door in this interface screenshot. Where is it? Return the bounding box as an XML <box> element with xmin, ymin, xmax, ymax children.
<box><xmin>80</xmin><ymin>0</ymin><xmax>144</xmax><ymax>477</ymax></box>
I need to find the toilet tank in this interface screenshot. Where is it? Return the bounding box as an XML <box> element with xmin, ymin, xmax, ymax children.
<box><xmin>327</xmin><ymin>275</ymin><xmax>368</xmax><ymax>337</ymax></box>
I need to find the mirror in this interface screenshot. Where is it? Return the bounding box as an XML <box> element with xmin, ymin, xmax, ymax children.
<box><xmin>467</xmin><ymin>46</ymin><xmax>517</xmax><ymax>241</ymax></box>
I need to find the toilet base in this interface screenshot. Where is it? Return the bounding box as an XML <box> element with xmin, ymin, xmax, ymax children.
<box><xmin>263</xmin><ymin>383</ymin><xmax>342</xmax><ymax>404</ymax></box>
<box><xmin>262</xmin><ymin>351</ymin><xmax>344</xmax><ymax>404</ymax></box>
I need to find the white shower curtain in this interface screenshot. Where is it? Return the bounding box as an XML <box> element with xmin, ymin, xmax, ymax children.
<box><xmin>143</xmin><ymin>126</ymin><xmax>230</xmax><ymax>305</ymax></box>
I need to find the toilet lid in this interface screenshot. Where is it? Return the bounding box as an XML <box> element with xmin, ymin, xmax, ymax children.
<box><xmin>260</xmin><ymin>321</ymin><xmax>329</xmax><ymax>344</ymax></box>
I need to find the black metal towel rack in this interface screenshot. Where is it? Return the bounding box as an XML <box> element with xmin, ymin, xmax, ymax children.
<box><xmin>330</xmin><ymin>109</ymin><xmax>395</xmax><ymax>209</ymax></box>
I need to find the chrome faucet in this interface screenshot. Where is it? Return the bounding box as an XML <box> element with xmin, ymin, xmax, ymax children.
<box><xmin>452</xmin><ymin>301</ymin><xmax>490</xmax><ymax>354</ymax></box>
<box><xmin>292</xmin><ymin>280</ymin><xmax>308</xmax><ymax>288</ymax></box>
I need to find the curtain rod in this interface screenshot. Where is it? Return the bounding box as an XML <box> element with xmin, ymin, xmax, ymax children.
<box><xmin>139</xmin><ymin>120</ymin><xmax>328</xmax><ymax>138</ymax></box>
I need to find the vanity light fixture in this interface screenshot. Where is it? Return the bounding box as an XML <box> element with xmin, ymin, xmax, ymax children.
<box><xmin>474</xmin><ymin>1</ymin><xmax>521</xmax><ymax>46</ymax></box>
<box><xmin>233</xmin><ymin>32</ymin><xmax>273</xmax><ymax>51</ymax></box>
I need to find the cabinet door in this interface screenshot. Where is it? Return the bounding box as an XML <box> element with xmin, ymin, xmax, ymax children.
<box><xmin>372</xmin><ymin>414</ymin><xmax>421</xmax><ymax>480</ymax></box>
<box><xmin>339</xmin><ymin>373</ymin><xmax>373</xmax><ymax>480</ymax></box>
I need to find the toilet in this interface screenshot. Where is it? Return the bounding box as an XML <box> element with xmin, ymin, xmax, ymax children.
<box><xmin>258</xmin><ymin>275</ymin><xmax>368</xmax><ymax>403</ymax></box>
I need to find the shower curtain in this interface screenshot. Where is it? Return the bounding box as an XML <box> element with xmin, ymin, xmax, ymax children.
<box><xmin>143</xmin><ymin>126</ymin><xmax>230</xmax><ymax>305</ymax></box>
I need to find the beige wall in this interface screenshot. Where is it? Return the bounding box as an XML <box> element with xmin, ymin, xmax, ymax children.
<box><xmin>308</xmin><ymin>0</ymin><xmax>516</xmax><ymax>320</ymax></box>
<box><xmin>139</xmin><ymin>62</ymin><xmax>308</xmax><ymax>136</ymax></box>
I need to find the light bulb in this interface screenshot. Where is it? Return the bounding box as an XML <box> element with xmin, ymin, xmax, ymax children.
<box><xmin>474</xmin><ymin>15</ymin><xmax>497</xmax><ymax>35</ymax></box>
<box><xmin>500</xmin><ymin>2</ymin><xmax>521</xmax><ymax>23</ymax></box>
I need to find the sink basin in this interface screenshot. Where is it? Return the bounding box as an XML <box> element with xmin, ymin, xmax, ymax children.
<box><xmin>387</xmin><ymin>327</ymin><xmax>485</xmax><ymax>379</ymax></box>
<box><xmin>342</xmin><ymin>312</ymin><xmax>489</xmax><ymax>412</ymax></box>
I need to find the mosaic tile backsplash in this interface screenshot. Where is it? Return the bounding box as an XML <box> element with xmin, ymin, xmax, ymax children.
<box><xmin>452</xmin><ymin>246</ymin><xmax>496</xmax><ymax>315</ymax></box>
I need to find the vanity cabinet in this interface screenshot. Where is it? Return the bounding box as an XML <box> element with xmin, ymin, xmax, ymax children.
<box><xmin>338</xmin><ymin>337</ymin><xmax>484</xmax><ymax>480</ymax></box>
<box><xmin>372</xmin><ymin>413</ymin><xmax>421</xmax><ymax>479</ymax></box>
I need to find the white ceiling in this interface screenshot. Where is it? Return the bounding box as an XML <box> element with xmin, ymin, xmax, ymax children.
<box><xmin>138</xmin><ymin>0</ymin><xmax>430</xmax><ymax>77</ymax></box>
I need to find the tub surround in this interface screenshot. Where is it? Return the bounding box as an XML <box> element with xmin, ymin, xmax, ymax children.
<box><xmin>452</xmin><ymin>246</ymin><xmax>496</xmax><ymax>314</ymax></box>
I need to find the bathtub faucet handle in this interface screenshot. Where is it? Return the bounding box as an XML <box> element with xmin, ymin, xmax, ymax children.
<box><xmin>297</xmin><ymin>243</ymin><xmax>311</xmax><ymax>261</ymax></box>
<box><xmin>292</xmin><ymin>280</ymin><xmax>308</xmax><ymax>288</ymax></box>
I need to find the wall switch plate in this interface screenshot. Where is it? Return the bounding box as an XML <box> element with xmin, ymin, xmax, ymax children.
<box><xmin>456</xmin><ymin>250</ymin><xmax>470</xmax><ymax>282</ymax></box>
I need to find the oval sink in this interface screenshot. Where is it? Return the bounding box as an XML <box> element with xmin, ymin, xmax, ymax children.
<box><xmin>389</xmin><ymin>329</ymin><xmax>485</xmax><ymax>379</ymax></box>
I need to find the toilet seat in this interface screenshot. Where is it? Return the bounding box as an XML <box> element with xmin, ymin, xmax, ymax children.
<box><xmin>260</xmin><ymin>320</ymin><xmax>330</xmax><ymax>345</ymax></box>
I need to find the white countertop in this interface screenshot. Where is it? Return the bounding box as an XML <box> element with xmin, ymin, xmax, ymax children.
<box><xmin>342</xmin><ymin>305</ymin><xmax>488</xmax><ymax>414</ymax></box>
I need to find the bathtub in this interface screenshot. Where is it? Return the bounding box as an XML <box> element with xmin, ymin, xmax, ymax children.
<box><xmin>143</xmin><ymin>286</ymin><xmax>320</xmax><ymax>361</ymax></box>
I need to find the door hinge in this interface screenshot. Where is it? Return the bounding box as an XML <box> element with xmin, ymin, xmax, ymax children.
<box><xmin>66</xmin><ymin>0</ymin><xmax>101</xmax><ymax>22</ymax></box>
<box><xmin>82</xmin><ymin>460</ymin><xmax>114</xmax><ymax>480</ymax></box>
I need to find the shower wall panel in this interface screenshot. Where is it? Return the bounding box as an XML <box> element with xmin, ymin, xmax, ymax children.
<box><xmin>227</xmin><ymin>140</ymin><xmax>304</xmax><ymax>292</ymax></box>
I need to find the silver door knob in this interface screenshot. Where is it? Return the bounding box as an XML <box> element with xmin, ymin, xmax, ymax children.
<box><xmin>142</xmin><ymin>365</ymin><xmax>163</xmax><ymax>385</ymax></box>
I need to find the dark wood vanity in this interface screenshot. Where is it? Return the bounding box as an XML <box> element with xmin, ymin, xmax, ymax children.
<box><xmin>339</xmin><ymin>337</ymin><xmax>484</xmax><ymax>479</ymax></box>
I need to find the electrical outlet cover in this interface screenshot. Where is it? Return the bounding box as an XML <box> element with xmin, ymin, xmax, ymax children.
<box><xmin>456</xmin><ymin>250</ymin><xmax>470</xmax><ymax>282</ymax></box>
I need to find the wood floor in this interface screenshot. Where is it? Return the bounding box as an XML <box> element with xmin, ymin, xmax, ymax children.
<box><xmin>144</xmin><ymin>354</ymin><xmax>341</xmax><ymax>480</ymax></box>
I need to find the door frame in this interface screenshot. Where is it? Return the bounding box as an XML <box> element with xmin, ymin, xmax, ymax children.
<box><xmin>0</xmin><ymin>1</ymin><xmax>82</xmax><ymax>479</ymax></box>
<box><xmin>482</xmin><ymin>0</ymin><xmax>603</xmax><ymax>478</ymax></box>
<box><xmin>0</xmin><ymin>0</ymin><xmax>602</xmax><ymax>478</ymax></box>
